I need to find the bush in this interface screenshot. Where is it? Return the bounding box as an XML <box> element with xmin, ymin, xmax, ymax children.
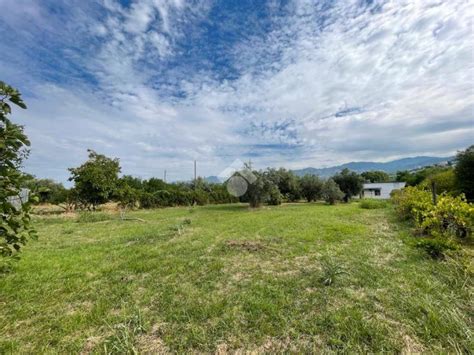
<box><xmin>421</xmin><ymin>194</ymin><xmax>473</xmax><ymax>239</ymax></box>
<box><xmin>392</xmin><ymin>187</ymin><xmax>474</xmax><ymax>240</ymax></box>
<box><xmin>359</xmin><ymin>199</ymin><xmax>387</xmax><ymax>209</ymax></box>
<box><xmin>391</xmin><ymin>186</ymin><xmax>432</xmax><ymax>223</ymax></box>
<box><xmin>415</xmin><ymin>238</ymin><xmax>457</xmax><ymax>259</ymax></box>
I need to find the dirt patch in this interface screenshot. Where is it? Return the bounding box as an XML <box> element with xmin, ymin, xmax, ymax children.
<box><xmin>136</xmin><ymin>324</ymin><xmax>169</xmax><ymax>354</ymax></box>
<box><xmin>224</xmin><ymin>240</ymin><xmax>266</xmax><ymax>252</ymax></box>
<box><xmin>80</xmin><ymin>336</ymin><xmax>102</xmax><ymax>354</ymax></box>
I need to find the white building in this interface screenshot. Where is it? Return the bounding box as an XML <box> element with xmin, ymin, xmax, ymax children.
<box><xmin>361</xmin><ymin>182</ymin><xmax>406</xmax><ymax>199</ymax></box>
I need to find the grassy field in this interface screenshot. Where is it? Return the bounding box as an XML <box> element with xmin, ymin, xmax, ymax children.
<box><xmin>1</xmin><ymin>203</ymin><xmax>472</xmax><ymax>353</ymax></box>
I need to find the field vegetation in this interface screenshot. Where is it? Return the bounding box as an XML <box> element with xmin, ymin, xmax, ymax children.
<box><xmin>1</xmin><ymin>203</ymin><xmax>473</xmax><ymax>353</ymax></box>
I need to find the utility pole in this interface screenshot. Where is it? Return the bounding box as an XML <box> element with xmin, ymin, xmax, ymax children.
<box><xmin>194</xmin><ymin>160</ymin><xmax>197</xmax><ymax>182</ymax></box>
<box><xmin>164</xmin><ymin>169</ymin><xmax>167</xmax><ymax>183</ymax></box>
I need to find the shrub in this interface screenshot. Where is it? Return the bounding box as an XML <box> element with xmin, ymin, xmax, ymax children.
<box><xmin>415</xmin><ymin>238</ymin><xmax>457</xmax><ymax>259</ymax></box>
<box><xmin>359</xmin><ymin>199</ymin><xmax>387</xmax><ymax>209</ymax></box>
<box><xmin>421</xmin><ymin>194</ymin><xmax>473</xmax><ymax>239</ymax></box>
<box><xmin>391</xmin><ymin>186</ymin><xmax>432</xmax><ymax>223</ymax></box>
<box><xmin>419</xmin><ymin>169</ymin><xmax>457</xmax><ymax>195</ymax></box>
<box><xmin>139</xmin><ymin>192</ymin><xmax>155</xmax><ymax>209</ymax></box>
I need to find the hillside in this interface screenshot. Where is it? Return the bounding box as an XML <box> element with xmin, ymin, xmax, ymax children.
<box><xmin>292</xmin><ymin>156</ymin><xmax>452</xmax><ymax>177</ymax></box>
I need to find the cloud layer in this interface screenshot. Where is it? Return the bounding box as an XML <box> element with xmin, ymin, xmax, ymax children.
<box><xmin>1</xmin><ymin>0</ymin><xmax>472</xmax><ymax>182</ymax></box>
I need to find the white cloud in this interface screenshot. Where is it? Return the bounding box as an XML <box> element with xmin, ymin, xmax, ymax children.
<box><xmin>1</xmin><ymin>0</ymin><xmax>472</xmax><ymax>182</ymax></box>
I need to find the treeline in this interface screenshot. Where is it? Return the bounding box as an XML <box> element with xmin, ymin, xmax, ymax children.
<box><xmin>24</xmin><ymin>146</ymin><xmax>474</xmax><ymax>210</ymax></box>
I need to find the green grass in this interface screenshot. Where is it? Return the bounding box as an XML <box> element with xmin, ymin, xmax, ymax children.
<box><xmin>359</xmin><ymin>199</ymin><xmax>388</xmax><ymax>209</ymax></box>
<box><xmin>1</xmin><ymin>203</ymin><xmax>472</xmax><ymax>353</ymax></box>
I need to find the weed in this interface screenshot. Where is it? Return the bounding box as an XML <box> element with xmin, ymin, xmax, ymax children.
<box><xmin>319</xmin><ymin>257</ymin><xmax>348</xmax><ymax>286</ymax></box>
<box><xmin>103</xmin><ymin>309</ymin><xmax>147</xmax><ymax>354</ymax></box>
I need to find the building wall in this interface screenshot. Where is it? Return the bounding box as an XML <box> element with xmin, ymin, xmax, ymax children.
<box><xmin>362</xmin><ymin>182</ymin><xmax>406</xmax><ymax>199</ymax></box>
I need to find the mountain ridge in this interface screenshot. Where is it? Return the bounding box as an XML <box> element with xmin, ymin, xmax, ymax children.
<box><xmin>291</xmin><ymin>156</ymin><xmax>453</xmax><ymax>178</ymax></box>
<box><xmin>205</xmin><ymin>156</ymin><xmax>453</xmax><ymax>182</ymax></box>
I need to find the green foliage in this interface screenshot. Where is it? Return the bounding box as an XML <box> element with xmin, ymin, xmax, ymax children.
<box><xmin>115</xmin><ymin>180</ymin><xmax>140</xmax><ymax>209</ymax></box>
<box><xmin>454</xmin><ymin>145</ymin><xmax>474</xmax><ymax>201</ymax></box>
<box><xmin>267</xmin><ymin>184</ymin><xmax>283</xmax><ymax>205</ymax></box>
<box><xmin>414</xmin><ymin>238</ymin><xmax>457</xmax><ymax>259</ymax></box>
<box><xmin>421</xmin><ymin>194</ymin><xmax>473</xmax><ymax>239</ymax></box>
<box><xmin>242</xmin><ymin>169</ymin><xmax>279</xmax><ymax>208</ymax></box>
<box><xmin>0</xmin><ymin>81</ymin><xmax>36</xmax><ymax>257</ymax></box>
<box><xmin>419</xmin><ymin>169</ymin><xmax>457</xmax><ymax>195</ymax></box>
<box><xmin>332</xmin><ymin>169</ymin><xmax>363</xmax><ymax>201</ymax></box>
<box><xmin>391</xmin><ymin>186</ymin><xmax>433</xmax><ymax>223</ymax></box>
<box><xmin>68</xmin><ymin>150</ymin><xmax>121</xmax><ymax>209</ymax></box>
<box><xmin>319</xmin><ymin>257</ymin><xmax>348</xmax><ymax>286</ymax></box>
<box><xmin>396</xmin><ymin>165</ymin><xmax>452</xmax><ymax>187</ymax></box>
<box><xmin>392</xmin><ymin>187</ymin><xmax>473</xmax><ymax>239</ymax></box>
<box><xmin>23</xmin><ymin>176</ymin><xmax>68</xmax><ymax>205</ymax></box>
<box><xmin>300</xmin><ymin>174</ymin><xmax>323</xmax><ymax>202</ymax></box>
<box><xmin>359</xmin><ymin>199</ymin><xmax>387</xmax><ymax>209</ymax></box>
<box><xmin>265</xmin><ymin>168</ymin><xmax>301</xmax><ymax>201</ymax></box>
<box><xmin>361</xmin><ymin>170</ymin><xmax>390</xmax><ymax>183</ymax></box>
<box><xmin>322</xmin><ymin>179</ymin><xmax>344</xmax><ymax>205</ymax></box>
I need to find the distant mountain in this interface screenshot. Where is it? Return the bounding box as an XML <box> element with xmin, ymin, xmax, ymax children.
<box><xmin>204</xmin><ymin>175</ymin><xmax>222</xmax><ymax>183</ymax></box>
<box><xmin>204</xmin><ymin>156</ymin><xmax>453</xmax><ymax>182</ymax></box>
<box><xmin>292</xmin><ymin>156</ymin><xmax>453</xmax><ymax>178</ymax></box>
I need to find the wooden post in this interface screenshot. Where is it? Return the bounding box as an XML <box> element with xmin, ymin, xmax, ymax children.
<box><xmin>431</xmin><ymin>181</ymin><xmax>437</xmax><ymax>205</ymax></box>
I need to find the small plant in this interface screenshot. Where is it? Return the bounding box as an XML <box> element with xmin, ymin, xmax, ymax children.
<box><xmin>103</xmin><ymin>309</ymin><xmax>146</xmax><ymax>354</ymax></box>
<box><xmin>319</xmin><ymin>257</ymin><xmax>348</xmax><ymax>286</ymax></box>
<box><xmin>415</xmin><ymin>238</ymin><xmax>457</xmax><ymax>259</ymax></box>
<box><xmin>359</xmin><ymin>199</ymin><xmax>387</xmax><ymax>209</ymax></box>
<box><xmin>182</xmin><ymin>218</ymin><xmax>192</xmax><ymax>225</ymax></box>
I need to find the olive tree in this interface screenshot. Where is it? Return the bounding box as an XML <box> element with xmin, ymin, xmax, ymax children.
<box><xmin>0</xmin><ymin>81</ymin><xmax>36</xmax><ymax>257</ymax></box>
<box><xmin>333</xmin><ymin>168</ymin><xmax>363</xmax><ymax>202</ymax></box>
<box><xmin>300</xmin><ymin>174</ymin><xmax>324</xmax><ymax>202</ymax></box>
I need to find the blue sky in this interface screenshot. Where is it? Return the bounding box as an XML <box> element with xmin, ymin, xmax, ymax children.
<box><xmin>1</xmin><ymin>0</ymin><xmax>473</xmax><ymax>182</ymax></box>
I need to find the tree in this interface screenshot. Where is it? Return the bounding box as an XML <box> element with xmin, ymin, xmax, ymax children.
<box><xmin>242</xmin><ymin>167</ymin><xmax>278</xmax><ymax>208</ymax></box>
<box><xmin>333</xmin><ymin>168</ymin><xmax>363</xmax><ymax>202</ymax></box>
<box><xmin>68</xmin><ymin>150</ymin><xmax>121</xmax><ymax>209</ymax></box>
<box><xmin>23</xmin><ymin>177</ymin><xmax>67</xmax><ymax>204</ymax></box>
<box><xmin>420</xmin><ymin>169</ymin><xmax>457</xmax><ymax>195</ymax></box>
<box><xmin>361</xmin><ymin>170</ymin><xmax>390</xmax><ymax>183</ymax></box>
<box><xmin>300</xmin><ymin>175</ymin><xmax>323</xmax><ymax>202</ymax></box>
<box><xmin>322</xmin><ymin>179</ymin><xmax>344</xmax><ymax>205</ymax></box>
<box><xmin>455</xmin><ymin>145</ymin><xmax>474</xmax><ymax>201</ymax></box>
<box><xmin>0</xmin><ymin>81</ymin><xmax>36</xmax><ymax>257</ymax></box>
<box><xmin>265</xmin><ymin>168</ymin><xmax>301</xmax><ymax>201</ymax></box>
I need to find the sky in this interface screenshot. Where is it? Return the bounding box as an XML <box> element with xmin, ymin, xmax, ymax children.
<box><xmin>1</xmin><ymin>0</ymin><xmax>473</xmax><ymax>183</ymax></box>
